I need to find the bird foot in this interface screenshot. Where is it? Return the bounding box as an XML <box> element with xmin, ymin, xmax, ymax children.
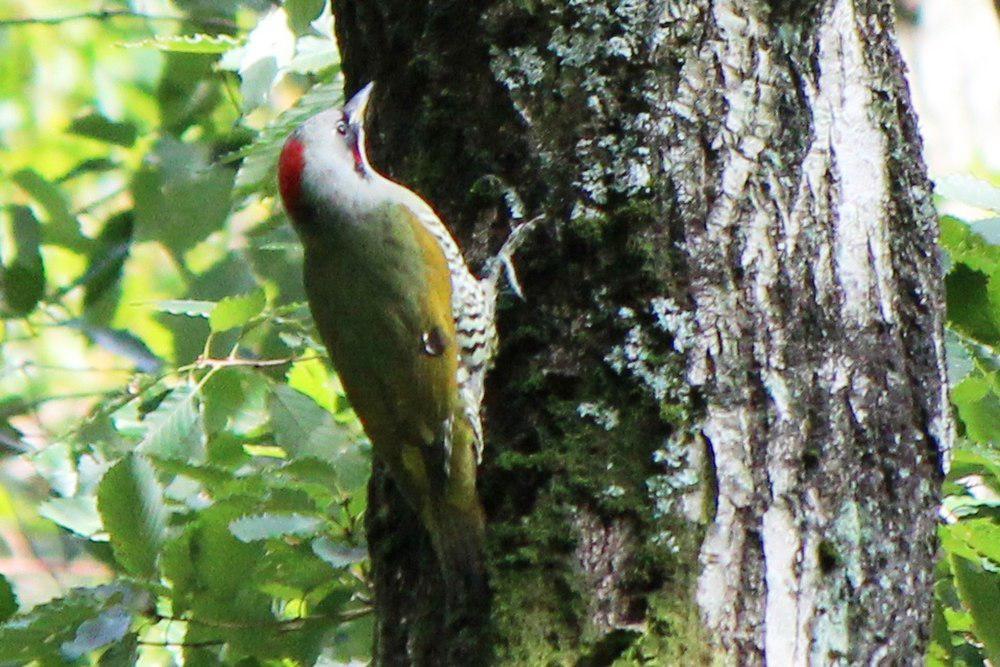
<box><xmin>485</xmin><ymin>215</ymin><xmax>543</xmax><ymax>300</ymax></box>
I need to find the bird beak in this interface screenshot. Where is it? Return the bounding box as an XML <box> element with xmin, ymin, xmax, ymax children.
<box><xmin>344</xmin><ymin>82</ymin><xmax>374</xmax><ymax>127</ymax></box>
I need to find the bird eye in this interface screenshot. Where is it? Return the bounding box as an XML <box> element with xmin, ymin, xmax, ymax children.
<box><xmin>335</xmin><ymin>120</ymin><xmax>348</xmax><ymax>136</ymax></box>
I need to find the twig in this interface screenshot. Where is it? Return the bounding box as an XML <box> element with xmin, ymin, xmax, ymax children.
<box><xmin>0</xmin><ymin>10</ymin><xmax>237</xmax><ymax>30</ymax></box>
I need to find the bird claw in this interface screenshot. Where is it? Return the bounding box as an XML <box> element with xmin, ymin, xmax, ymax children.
<box><xmin>486</xmin><ymin>215</ymin><xmax>543</xmax><ymax>301</ymax></box>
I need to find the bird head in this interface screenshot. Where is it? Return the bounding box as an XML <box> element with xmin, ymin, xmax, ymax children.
<box><xmin>278</xmin><ymin>82</ymin><xmax>375</xmax><ymax>224</ymax></box>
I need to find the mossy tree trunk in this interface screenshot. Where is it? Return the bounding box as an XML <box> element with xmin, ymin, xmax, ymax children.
<box><xmin>333</xmin><ymin>0</ymin><xmax>949</xmax><ymax>664</ymax></box>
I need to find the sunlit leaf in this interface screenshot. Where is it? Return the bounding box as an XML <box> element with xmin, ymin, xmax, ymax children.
<box><xmin>10</xmin><ymin>169</ymin><xmax>88</xmax><ymax>250</ymax></box>
<box><xmin>311</xmin><ymin>536</ymin><xmax>366</xmax><ymax>569</ymax></box>
<box><xmin>210</xmin><ymin>288</ymin><xmax>267</xmax><ymax>332</ymax></box>
<box><xmin>938</xmin><ymin>175</ymin><xmax>1000</xmax><ymax>213</ymax></box>
<box><xmin>124</xmin><ymin>33</ymin><xmax>243</xmax><ymax>54</ymax></box>
<box><xmin>39</xmin><ymin>496</ymin><xmax>103</xmax><ymax>539</ymax></box>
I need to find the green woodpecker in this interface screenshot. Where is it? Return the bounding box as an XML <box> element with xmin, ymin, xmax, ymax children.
<box><xmin>277</xmin><ymin>83</ymin><xmax>496</xmax><ymax>599</ymax></box>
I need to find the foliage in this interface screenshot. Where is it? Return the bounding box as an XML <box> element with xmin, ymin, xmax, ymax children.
<box><xmin>0</xmin><ymin>0</ymin><xmax>373</xmax><ymax>663</ymax></box>
<box><xmin>930</xmin><ymin>175</ymin><xmax>1000</xmax><ymax>666</ymax></box>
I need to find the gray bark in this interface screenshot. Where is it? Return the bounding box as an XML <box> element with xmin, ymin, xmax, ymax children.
<box><xmin>334</xmin><ymin>0</ymin><xmax>949</xmax><ymax>664</ymax></box>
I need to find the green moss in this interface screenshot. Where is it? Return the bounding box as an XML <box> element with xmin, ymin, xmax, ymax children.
<box><xmin>613</xmin><ymin>590</ymin><xmax>715</xmax><ymax>666</ymax></box>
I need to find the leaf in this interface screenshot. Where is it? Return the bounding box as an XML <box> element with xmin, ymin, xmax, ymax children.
<box><xmin>0</xmin><ymin>584</ymin><xmax>147</xmax><ymax>664</ymax></box>
<box><xmin>39</xmin><ymin>496</ymin><xmax>103</xmax><ymax>539</ymax></box>
<box><xmin>137</xmin><ymin>386</ymin><xmax>206</xmax><ymax>461</ymax></box>
<box><xmin>0</xmin><ymin>575</ymin><xmax>17</xmax><ymax>623</ymax></box>
<box><xmin>945</xmin><ymin>329</ymin><xmax>975</xmax><ymax>387</ymax></box>
<box><xmin>311</xmin><ymin>536</ymin><xmax>366</xmax><ymax>569</ymax></box>
<box><xmin>232</xmin><ymin>80</ymin><xmax>342</xmax><ymax>198</ymax></box>
<box><xmin>286</xmin><ymin>357</ymin><xmax>336</xmax><ymax>413</ymax></box>
<box><xmin>951</xmin><ymin>554</ymin><xmax>1000</xmax><ymax>664</ymax></box>
<box><xmin>229</xmin><ymin>512</ymin><xmax>323</xmax><ymax>542</ymax></box>
<box><xmin>131</xmin><ymin>138</ymin><xmax>234</xmax><ymax>256</ymax></box>
<box><xmin>953</xmin><ymin>374</ymin><xmax>1000</xmax><ymax>445</ymax></box>
<box><xmin>285</xmin><ymin>0</ymin><xmax>327</xmax><ymax>34</ymax></box>
<box><xmin>969</xmin><ymin>217</ymin><xmax>1000</xmax><ymax>245</ymax></box>
<box><xmin>67</xmin><ymin>111</ymin><xmax>138</xmax><ymax>147</ymax></box>
<box><xmin>70</xmin><ymin>322</ymin><xmax>164</xmax><ymax>373</ymax></box>
<box><xmin>268</xmin><ymin>384</ymin><xmax>354</xmax><ymax>462</ymax></box>
<box><xmin>210</xmin><ymin>288</ymin><xmax>267</xmax><ymax>332</ymax></box>
<box><xmin>97</xmin><ymin>454</ymin><xmax>168</xmax><ymax>578</ymax></box>
<box><xmin>98</xmin><ymin>632</ymin><xmax>138</xmax><ymax>666</ymax></box>
<box><xmin>60</xmin><ymin>604</ymin><xmax>132</xmax><ymax>660</ymax></box>
<box><xmin>150</xmin><ymin>299</ymin><xmax>216</xmax><ymax>317</ymax></box>
<box><xmin>938</xmin><ymin>175</ymin><xmax>1000</xmax><ymax>213</ymax></box>
<box><xmin>124</xmin><ymin>33</ymin><xmax>243</xmax><ymax>54</ymax></box>
<box><xmin>10</xmin><ymin>169</ymin><xmax>87</xmax><ymax>250</ymax></box>
<box><xmin>82</xmin><ymin>212</ymin><xmax>134</xmax><ymax>314</ymax></box>
<box><xmin>1</xmin><ymin>206</ymin><xmax>45</xmax><ymax>316</ymax></box>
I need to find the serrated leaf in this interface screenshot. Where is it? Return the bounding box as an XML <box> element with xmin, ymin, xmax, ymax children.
<box><xmin>60</xmin><ymin>604</ymin><xmax>132</xmax><ymax>659</ymax></box>
<box><xmin>67</xmin><ymin>111</ymin><xmax>138</xmax><ymax>147</ymax></box>
<box><xmin>951</xmin><ymin>554</ymin><xmax>1000</xmax><ymax>663</ymax></box>
<box><xmin>124</xmin><ymin>33</ymin><xmax>243</xmax><ymax>54</ymax></box>
<box><xmin>97</xmin><ymin>455</ymin><xmax>167</xmax><ymax>578</ymax></box>
<box><xmin>311</xmin><ymin>536</ymin><xmax>366</xmax><ymax>569</ymax></box>
<box><xmin>0</xmin><ymin>576</ymin><xmax>17</xmax><ymax>623</ymax></box>
<box><xmin>229</xmin><ymin>512</ymin><xmax>322</xmax><ymax>542</ymax></box>
<box><xmin>210</xmin><ymin>288</ymin><xmax>266</xmax><ymax>332</ymax></box>
<box><xmin>150</xmin><ymin>299</ymin><xmax>216</xmax><ymax>317</ymax></box>
<box><xmin>39</xmin><ymin>496</ymin><xmax>103</xmax><ymax>539</ymax></box>
<box><xmin>938</xmin><ymin>175</ymin><xmax>1000</xmax><ymax>213</ymax></box>
<box><xmin>233</xmin><ymin>80</ymin><xmax>342</xmax><ymax>198</ymax></box>
<box><xmin>268</xmin><ymin>384</ymin><xmax>354</xmax><ymax>462</ymax></box>
<box><xmin>0</xmin><ymin>589</ymin><xmax>104</xmax><ymax>663</ymax></box>
<box><xmin>1</xmin><ymin>206</ymin><xmax>45</xmax><ymax>316</ymax></box>
<box><xmin>137</xmin><ymin>386</ymin><xmax>206</xmax><ymax>461</ymax></box>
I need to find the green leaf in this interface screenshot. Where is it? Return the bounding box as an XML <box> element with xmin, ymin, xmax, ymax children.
<box><xmin>311</xmin><ymin>536</ymin><xmax>366</xmax><ymax>569</ymax></box>
<box><xmin>137</xmin><ymin>386</ymin><xmax>206</xmax><ymax>461</ymax></box>
<box><xmin>969</xmin><ymin>217</ymin><xmax>1000</xmax><ymax>245</ymax></box>
<box><xmin>132</xmin><ymin>138</ymin><xmax>234</xmax><ymax>256</ymax></box>
<box><xmin>97</xmin><ymin>454</ymin><xmax>168</xmax><ymax>577</ymax></box>
<box><xmin>1</xmin><ymin>206</ymin><xmax>45</xmax><ymax>316</ymax></box>
<box><xmin>938</xmin><ymin>175</ymin><xmax>1000</xmax><ymax>213</ymax></box>
<box><xmin>268</xmin><ymin>384</ymin><xmax>355</xmax><ymax>462</ymax></box>
<box><xmin>0</xmin><ymin>575</ymin><xmax>17</xmax><ymax>623</ymax></box>
<box><xmin>951</xmin><ymin>554</ymin><xmax>1000</xmax><ymax>663</ymax></box>
<box><xmin>0</xmin><ymin>584</ymin><xmax>147</xmax><ymax>664</ymax></box>
<box><xmin>210</xmin><ymin>288</ymin><xmax>267</xmax><ymax>332</ymax></box>
<box><xmin>67</xmin><ymin>111</ymin><xmax>138</xmax><ymax>147</ymax></box>
<box><xmin>953</xmin><ymin>374</ymin><xmax>1000</xmax><ymax>444</ymax></box>
<box><xmin>286</xmin><ymin>357</ymin><xmax>337</xmax><ymax>413</ymax></box>
<box><xmin>124</xmin><ymin>33</ymin><xmax>243</xmax><ymax>54</ymax></box>
<box><xmin>229</xmin><ymin>512</ymin><xmax>323</xmax><ymax>542</ymax></box>
<box><xmin>285</xmin><ymin>0</ymin><xmax>327</xmax><ymax>34</ymax></box>
<box><xmin>39</xmin><ymin>496</ymin><xmax>103</xmax><ymax>539</ymax></box>
<box><xmin>232</xmin><ymin>80</ymin><xmax>342</xmax><ymax>198</ymax></box>
<box><xmin>98</xmin><ymin>632</ymin><xmax>138</xmax><ymax>666</ymax></box>
<box><xmin>150</xmin><ymin>299</ymin><xmax>216</xmax><ymax>317</ymax></box>
<box><xmin>10</xmin><ymin>169</ymin><xmax>87</xmax><ymax>250</ymax></box>
<box><xmin>945</xmin><ymin>329</ymin><xmax>975</xmax><ymax>387</ymax></box>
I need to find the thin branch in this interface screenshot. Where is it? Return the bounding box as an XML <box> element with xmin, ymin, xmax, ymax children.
<box><xmin>0</xmin><ymin>9</ymin><xmax>237</xmax><ymax>30</ymax></box>
<box><xmin>138</xmin><ymin>639</ymin><xmax>226</xmax><ymax>648</ymax></box>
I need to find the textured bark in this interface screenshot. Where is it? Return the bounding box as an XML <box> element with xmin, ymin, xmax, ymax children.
<box><xmin>333</xmin><ymin>1</ymin><xmax>949</xmax><ymax>664</ymax></box>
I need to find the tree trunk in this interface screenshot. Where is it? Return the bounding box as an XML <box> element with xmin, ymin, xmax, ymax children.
<box><xmin>333</xmin><ymin>1</ymin><xmax>950</xmax><ymax>664</ymax></box>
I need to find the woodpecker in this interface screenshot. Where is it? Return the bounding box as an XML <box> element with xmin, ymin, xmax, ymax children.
<box><xmin>277</xmin><ymin>83</ymin><xmax>503</xmax><ymax>601</ymax></box>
